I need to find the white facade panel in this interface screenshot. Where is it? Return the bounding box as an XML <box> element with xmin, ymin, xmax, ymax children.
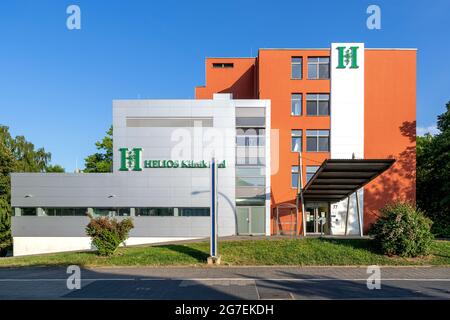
<box><xmin>330</xmin><ymin>43</ymin><xmax>365</xmax><ymax>235</ymax></box>
<box><xmin>330</xmin><ymin>42</ymin><xmax>365</xmax><ymax>159</ymax></box>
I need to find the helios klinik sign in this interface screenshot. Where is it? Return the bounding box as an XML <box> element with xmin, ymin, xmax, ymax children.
<box><xmin>118</xmin><ymin>147</ymin><xmax>226</xmax><ymax>171</ymax></box>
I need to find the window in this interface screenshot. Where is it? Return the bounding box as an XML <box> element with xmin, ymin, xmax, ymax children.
<box><xmin>212</xmin><ymin>63</ymin><xmax>234</xmax><ymax>68</ymax></box>
<box><xmin>291</xmin><ymin>57</ymin><xmax>302</xmax><ymax>79</ymax></box>
<box><xmin>308</xmin><ymin>57</ymin><xmax>330</xmax><ymax>79</ymax></box>
<box><xmin>135</xmin><ymin>207</ymin><xmax>209</xmax><ymax>217</ymax></box>
<box><xmin>236</xmin><ymin>128</ymin><xmax>265</xmax><ymax>166</ymax></box>
<box><xmin>236</xmin><ymin>128</ymin><xmax>265</xmax><ymax>147</ymax></box>
<box><xmin>306</xmin><ymin>166</ymin><xmax>320</xmax><ymax>182</ymax></box>
<box><xmin>21</xmin><ymin>208</ymin><xmax>36</xmax><ymax>216</ymax></box>
<box><xmin>306</xmin><ymin>94</ymin><xmax>330</xmax><ymax>116</ymax></box>
<box><xmin>291</xmin><ymin>93</ymin><xmax>302</xmax><ymax>116</ymax></box>
<box><xmin>291</xmin><ymin>130</ymin><xmax>302</xmax><ymax>152</ymax></box>
<box><xmin>93</xmin><ymin>208</ymin><xmax>131</xmax><ymax>217</ymax></box>
<box><xmin>306</xmin><ymin>130</ymin><xmax>330</xmax><ymax>152</ymax></box>
<box><xmin>291</xmin><ymin>166</ymin><xmax>299</xmax><ymax>188</ymax></box>
<box><xmin>236</xmin><ymin>166</ymin><xmax>265</xmax><ymax>187</ymax></box>
<box><xmin>43</xmin><ymin>208</ymin><xmax>87</xmax><ymax>216</ymax></box>
<box><xmin>179</xmin><ymin>208</ymin><xmax>210</xmax><ymax>216</ymax></box>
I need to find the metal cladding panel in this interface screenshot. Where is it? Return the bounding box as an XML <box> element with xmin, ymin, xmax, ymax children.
<box><xmin>12</xmin><ymin>216</ymin><xmax>210</xmax><ymax>237</ymax></box>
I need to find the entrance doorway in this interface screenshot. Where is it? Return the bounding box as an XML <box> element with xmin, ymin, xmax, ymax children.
<box><xmin>305</xmin><ymin>202</ymin><xmax>330</xmax><ymax>235</ymax></box>
<box><xmin>236</xmin><ymin>207</ymin><xmax>265</xmax><ymax>235</ymax></box>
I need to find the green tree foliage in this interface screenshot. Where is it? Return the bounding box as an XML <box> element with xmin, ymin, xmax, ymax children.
<box><xmin>0</xmin><ymin>125</ymin><xmax>64</xmax><ymax>255</ymax></box>
<box><xmin>0</xmin><ymin>140</ymin><xmax>15</xmax><ymax>256</ymax></box>
<box><xmin>84</xmin><ymin>126</ymin><xmax>113</xmax><ymax>173</ymax></box>
<box><xmin>45</xmin><ymin>164</ymin><xmax>65</xmax><ymax>173</ymax></box>
<box><xmin>85</xmin><ymin>214</ymin><xmax>134</xmax><ymax>256</ymax></box>
<box><xmin>369</xmin><ymin>202</ymin><xmax>433</xmax><ymax>257</ymax></box>
<box><xmin>416</xmin><ymin>102</ymin><xmax>450</xmax><ymax>237</ymax></box>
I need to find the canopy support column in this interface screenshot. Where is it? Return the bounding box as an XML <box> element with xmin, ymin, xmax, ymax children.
<box><xmin>297</xmin><ymin>152</ymin><xmax>306</xmax><ymax>237</ymax></box>
<box><xmin>356</xmin><ymin>189</ymin><xmax>363</xmax><ymax>237</ymax></box>
<box><xmin>344</xmin><ymin>195</ymin><xmax>350</xmax><ymax>236</ymax></box>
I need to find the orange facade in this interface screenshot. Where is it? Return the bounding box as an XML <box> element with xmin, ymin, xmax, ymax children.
<box><xmin>195</xmin><ymin>47</ymin><xmax>416</xmax><ymax>235</ymax></box>
<box><xmin>363</xmin><ymin>49</ymin><xmax>417</xmax><ymax>232</ymax></box>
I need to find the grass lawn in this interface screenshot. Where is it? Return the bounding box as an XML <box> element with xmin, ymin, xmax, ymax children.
<box><xmin>0</xmin><ymin>238</ymin><xmax>449</xmax><ymax>267</ymax></box>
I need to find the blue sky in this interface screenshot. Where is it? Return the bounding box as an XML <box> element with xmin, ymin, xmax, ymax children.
<box><xmin>0</xmin><ymin>0</ymin><xmax>448</xmax><ymax>172</ymax></box>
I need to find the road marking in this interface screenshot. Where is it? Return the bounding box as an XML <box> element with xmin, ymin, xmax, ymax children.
<box><xmin>0</xmin><ymin>278</ymin><xmax>449</xmax><ymax>282</ymax></box>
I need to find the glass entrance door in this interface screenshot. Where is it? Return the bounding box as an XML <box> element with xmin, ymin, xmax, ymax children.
<box><xmin>305</xmin><ymin>202</ymin><xmax>329</xmax><ymax>234</ymax></box>
<box><xmin>237</xmin><ymin>206</ymin><xmax>265</xmax><ymax>235</ymax></box>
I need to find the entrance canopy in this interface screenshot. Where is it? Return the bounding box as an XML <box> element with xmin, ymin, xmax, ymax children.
<box><xmin>301</xmin><ymin>159</ymin><xmax>395</xmax><ymax>201</ymax></box>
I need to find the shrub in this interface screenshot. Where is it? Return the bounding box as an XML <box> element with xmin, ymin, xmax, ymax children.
<box><xmin>85</xmin><ymin>214</ymin><xmax>134</xmax><ymax>256</ymax></box>
<box><xmin>369</xmin><ymin>202</ymin><xmax>434</xmax><ymax>257</ymax></box>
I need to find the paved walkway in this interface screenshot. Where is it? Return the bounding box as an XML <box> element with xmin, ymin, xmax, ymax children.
<box><xmin>0</xmin><ymin>266</ymin><xmax>449</xmax><ymax>299</ymax></box>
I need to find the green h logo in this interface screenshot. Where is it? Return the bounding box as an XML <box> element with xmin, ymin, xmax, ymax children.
<box><xmin>119</xmin><ymin>147</ymin><xmax>143</xmax><ymax>171</ymax></box>
<box><xmin>336</xmin><ymin>46</ymin><xmax>359</xmax><ymax>69</ymax></box>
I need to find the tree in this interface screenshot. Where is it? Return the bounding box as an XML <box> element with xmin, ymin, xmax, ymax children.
<box><xmin>84</xmin><ymin>126</ymin><xmax>113</xmax><ymax>173</ymax></box>
<box><xmin>0</xmin><ymin>125</ymin><xmax>64</xmax><ymax>255</ymax></box>
<box><xmin>45</xmin><ymin>164</ymin><xmax>65</xmax><ymax>173</ymax></box>
<box><xmin>416</xmin><ymin>101</ymin><xmax>450</xmax><ymax>237</ymax></box>
<box><xmin>0</xmin><ymin>139</ymin><xmax>15</xmax><ymax>256</ymax></box>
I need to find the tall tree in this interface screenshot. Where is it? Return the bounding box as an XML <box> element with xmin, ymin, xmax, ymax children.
<box><xmin>84</xmin><ymin>126</ymin><xmax>113</xmax><ymax>173</ymax></box>
<box><xmin>0</xmin><ymin>125</ymin><xmax>64</xmax><ymax>255</ymax></box>
<box><xmin>0</xmin><ymin>138</ymin><xmax>15</xmax><ymax>256</ymax></box>
<box><xmin>417</xmin><ymin>101</ymin><xmax>450</xmax><ymax>237</ymax></box>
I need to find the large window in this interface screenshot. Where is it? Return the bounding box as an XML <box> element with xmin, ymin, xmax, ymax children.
<box><xmin>291</xmin><ymin>93</ymin><xmax>302</xmax><ymax>116</ymax></box>
<box><xmin>135</xmin><ymin>207</ymin><xmax>209</xmax><ymax>217</ymax></box>
<box><xmin>94</xmin><ymin>208</ymin><xmax>131</xmax><ymax>217</ymax></box>
<box><xmin>236</xmin><ymin>166</ymin><xmax>265</xmax><ymax>187</ymax></box>
<box><xmin>43</xmin><ymin>208</ymin><xmax>87</xmax><ymax>216</ymax></box>
<box><xmin>291</xmin><ymin>57</ymin><xmax>302</xmax><ymax>79</ymax></box>
<box><xmin>236</xmin><ymin>128</ymin><xmax>265</xmax><ymax>166</ymax></box>
<box><xmin>306</xmin><ymin>166</ymin><xmax>320</xmax><ymax>182</ymax></box>
<box><xmin>291</xmin><ymin>130</ymin><xmax>302</xmax><ymax>152</ymax></box>
<box><xmin>306</xmin><ymin>94</ymin><xmax>330</xmax><ymax>116</ymax></box>
<box><xmin>291</xmin><ymin>166</ymin><xmax>299</xmax><ymax>188</ymax></box>
<box><xmin>306</xmin><ymin>130</ymin><xmax>330</xmax><ymax>152</ymax></box>
<box><xmin>21</xmin><ymin>208</ymin><xmax>36</xmax><ymax>216</ymax></box>
<box><xmin>308</xmin><ymin>57</ymin><xmax>330</xmax><ymax>79</ymax></box>
<box><xmin>236</xmin><ymin>128</ymin><xmax>265</xmax><ymax>147</ymax></box>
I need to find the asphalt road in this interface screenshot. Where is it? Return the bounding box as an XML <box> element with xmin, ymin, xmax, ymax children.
<box><xmin>0</xmin><ymin>266</ymin><xmax>449</xmax><ymax>300</ymax></box>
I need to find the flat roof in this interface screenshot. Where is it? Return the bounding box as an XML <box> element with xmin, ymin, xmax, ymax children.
<box><xmin>302</xmin><ymin>159</ymin><xmax>395</xmax><ymax>201</ymax></box>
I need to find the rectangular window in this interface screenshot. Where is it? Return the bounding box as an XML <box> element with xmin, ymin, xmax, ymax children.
<box><xmin>291</xmin><ymin>93</ymin><xmax>302</xmax><ymax>116</ymax></box>
<box><xmin>135</xmin><ymin>207</ymin><xmax>209</xmax><ymax>217</ymax></box>
<box><xmin>43</xmin><ymin>208</ymin><xmax>87</xmax><ymax>216</ymax></box>
<box><xmin>307</xmin><ymin>57</ymin><xmax>330</xmax><ymax>79</ymax></box>
<box><xmin>306</xmin><ymin>94</ymin><xmax>330</xmax><ymax>116</ymax></box>
<box><xmin>179</xmin><ymin>208</ymin><xmax>210</xmax><ymax>216</ymax></box>
<box><xmin>291</xmin><ymin>166</ymin><xmax>299</xmax><ymax>188</ymax></box>
<box><xmin>291</xmin><ymin>57</ymin><xmax>302</xmax><ymax>79</ymax></box>
<box><xmin>21</xmin><ymin>208</ymin><xmax>37</xmax><ymax>216</ymax></box>
<box><xmin>306</xmin><ymin>166</ymin><xmax>320</xmax><ymax>182</ymax></box>
<box><xmin>212</xmin><ymin>63</ymin><xmax>234</xmax><ymax>68</ymax></box>
<box><xmin>306</xmin><ymin>130</ymin><xmax>330</xmax><ymax>152</ymax></box>
<box><xmin>291</xmin><ymin>130</ymin><xmax>302</xmax><ymax>152</ymax></box>
<box><xmin>93</xmin><ymin>208</ymin><xmax>131</xmax><ymax>217</ymax></box>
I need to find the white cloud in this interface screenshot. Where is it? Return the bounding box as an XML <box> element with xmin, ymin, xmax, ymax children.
<box><xmin>417</xmin><ymin>125</ymin><xmax>440</xmax><ymax>136</ymax></box>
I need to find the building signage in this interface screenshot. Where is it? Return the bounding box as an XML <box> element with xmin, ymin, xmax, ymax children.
<box><xmin>119</xmin><ymin>147</ymin><xmax>226</xmax><ymax>171</ymax></box>
<box><xmin>336</xmin><ymin>46</ymin><xmax>359</xmax><ymax>69</ymax></box>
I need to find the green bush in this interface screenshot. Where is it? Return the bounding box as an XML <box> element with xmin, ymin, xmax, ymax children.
<box><xmin>85</xmin><ymin>214</ymin><xmax>134</xmax><ymax>256</ymax></box>
<box><xmin>369</xmin><ymin>202</ymin><xmax>434</xmax><ymax>257</ymax></box>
